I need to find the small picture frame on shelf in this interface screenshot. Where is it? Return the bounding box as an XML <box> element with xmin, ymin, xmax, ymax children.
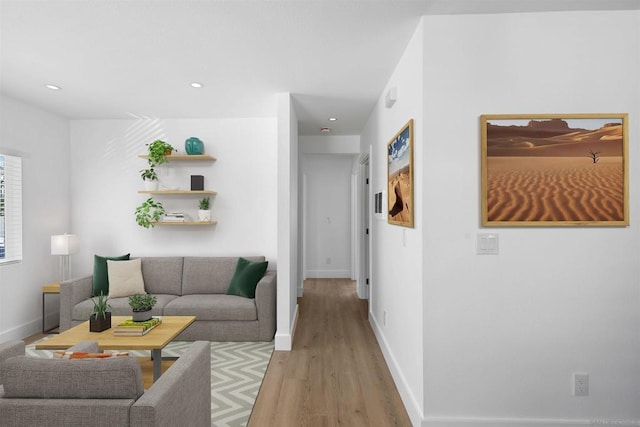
<box><xmin>191</xmin><ymin>175</ymin><xmax>204</xmax><ymax>191</ymax></box>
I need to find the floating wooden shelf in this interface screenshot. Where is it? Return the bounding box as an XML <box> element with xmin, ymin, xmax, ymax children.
<box><xmin>138</xmin><ymin>190</ymin><xmax>217</xmax><ymax>195</ymax></box>
<box><xmin>138</xmin><ymin>154</ymin><xmax>216</xmax><ymax>161</ymax></box>
<box><xmin>137</xmin><ymin>152</ymin><xmax>218</xmax><ymax>228</ymax></box>
<box><xmin>155</xmin><ymin>221</ymin><xmax>217</xmax><ymax>226</ymax></box>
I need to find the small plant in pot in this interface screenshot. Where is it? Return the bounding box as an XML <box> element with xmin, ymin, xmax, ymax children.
<box><xmin>140</xmin><ymin>168</ymin><xmax>159</xmax><ymax>191</ymax></box>
<box><xmin>128</xmin><ymin>294</ymin><xmax>157</xmax><ymax>322</ymax></box>
<box><xmin>146</xmin><ymin>140</ymin><xmax>175</xmax><ymax>167</ymax></box>
<box><xmin>135</xmin><ymin>197</ymin><xmax>165</xmax><ymax>228</ymax></box>
<box><xmin>90</xmin><ymin>292</ymin><xmax>112</xmax><ymax>332</ymax></box>
<box><xmin>198</xmin><ymin>196</ymin><xmax>211</xmax><ymax>222</ymax></box>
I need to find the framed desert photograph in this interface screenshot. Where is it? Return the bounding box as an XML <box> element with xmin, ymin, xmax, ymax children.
<box><xmin>387</xmin><ymin>119</ymin><xmax>414</xmax><ymax>227</ymax></box>
<box><xmin>481</xmin><ymin>113</ymin><xmax>628</xmax><ymax>227</ymax></box>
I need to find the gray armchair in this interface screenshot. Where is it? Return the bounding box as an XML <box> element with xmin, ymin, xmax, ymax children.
<box><xmin>0</xmin><ymin>340</ymin><xmax>211</xmax><ymax>427</ymax></box>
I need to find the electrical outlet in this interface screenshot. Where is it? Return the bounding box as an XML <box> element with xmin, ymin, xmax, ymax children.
<box><xmin>383</xmin><ymin>310</ymin><xmax>387</xmax><ymax>326</ymax></box>
<box><xmin>573</xmin><ymin>373</ymin><xmax>589</xmax><ymax>397</ymax></box>
<box><xmin>326</xmin><ymin>257</ymin><xmax>332</xmax><ymax>265</ymax></box>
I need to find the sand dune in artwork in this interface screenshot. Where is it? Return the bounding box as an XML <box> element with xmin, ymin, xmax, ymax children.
<box><xmin>388</xmin><ymin>166</ymin><xmax>412</xmax><ymax>223</ymax></box>
<box><xmin>486</xmin><ymin>157</ymin><xmax>624</xmax><ymax>222</ymax></box>
<box><xmin>487</xmin><ymin>123</ymin><xmax>623</xmax><ymax>157</ymax></box>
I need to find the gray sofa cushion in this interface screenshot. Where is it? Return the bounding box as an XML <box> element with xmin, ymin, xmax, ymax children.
<box><xmin>141</xmin><ymin>257</ymin><xmax>184</xmax><ymax>295</ymax></box>
<box><xmin>1</xmin><ymin>356</ymin><xmax>144</xmax><ymax>399</ymax></box>
<box><xmin>163</xmin><ymin>294</ymin><xmax>257</xmax><ymax>321</ymax></box>
<box><xmin>182</xmin><ymin>256</ymin><xmax>265</xmax><ymax>295</ymax></box>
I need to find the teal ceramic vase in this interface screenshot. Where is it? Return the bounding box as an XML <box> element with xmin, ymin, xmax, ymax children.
<box><xmin>185</xmin><ymin>137</ymin><xmax>204</xmax><ymax>155</ymax></box>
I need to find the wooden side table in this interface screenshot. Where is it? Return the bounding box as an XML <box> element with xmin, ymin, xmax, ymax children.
<box><xmin>42</xmin><ymin>282</ymin><xmax>60</xmax><ymax>333</ymax></box>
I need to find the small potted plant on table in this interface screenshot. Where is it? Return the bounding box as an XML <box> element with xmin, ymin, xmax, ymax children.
<box><xmin>90</xmin><ymin>292</ymin><xmax>112</xmax><ymax>332</ymax></box>
<box><xmin>128</xmin><ymin>294</ymin><xmax>158</xmax><ymax>322</ymax></box>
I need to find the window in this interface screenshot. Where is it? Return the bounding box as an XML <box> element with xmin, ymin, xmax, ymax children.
<box><xmin>0</xmin><ymin>154</ymin><xmax>22</xmax><ymax>263</ymax></box>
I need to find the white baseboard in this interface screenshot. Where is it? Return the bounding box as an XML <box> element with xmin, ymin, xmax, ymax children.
<box><xmin>305</xmin><ymin>269</ymin><xmax>350</xmax><ymax>278</ymax></box>
<box><xmin>298</xmin><ymin>280</ymin><xmax>304</xmax><ymax>297</ymax></box>
<box><xmin>368</xmin><ymin>315</ymin><xmax>617</xmax><ymax>427</ymax></box>
<box><xmin>356</xmin><ymin>279</ymin><xmax>369</xmax><ymax>299</ymax></box>
<box><xmin>422</xmin><ymin>417</ymin><xmax>626</xmax><ymax>426</ymax></box>
<box><xmin>369</xmin><ymin>312</ymin><xmax>424</xmax><ymax>426</ymax></box>
<box><xmin>0</xmin><ymin>318</ymin><xmax>40</xmax><ymax>343</ymax></box>
<box><xmin>275</xmin><ymin>303</ymin><xmax>299</xmax><ymax>351</ymax></box>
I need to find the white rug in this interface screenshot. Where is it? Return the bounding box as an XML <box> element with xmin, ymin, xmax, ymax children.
<box><xmin>26</xmin><ymin>337</ymin><xmax>274</xmax><ymax>427</ymax></box>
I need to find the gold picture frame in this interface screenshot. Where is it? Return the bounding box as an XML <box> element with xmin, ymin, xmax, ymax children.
<box><xmin>481</xmin><ymin>113</ymin><xmax>628</xmax><ymax>227</ymax></box>
<box><xmin>387</xmin><ymin>119</ymin><xmax>414</xmax><ymax>228</ymax></box>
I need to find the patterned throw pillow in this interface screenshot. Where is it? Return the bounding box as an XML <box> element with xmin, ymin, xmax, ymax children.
<box><xmin>53</xmin><ymin>351</ymin><xmax>129</xmax><ymax>359</ymax></box>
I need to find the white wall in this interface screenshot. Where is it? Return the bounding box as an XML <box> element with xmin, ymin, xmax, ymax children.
<box><xmin>0</xmin><ymin>95</ymin><xmax>70</xmax><ymax>341</ymax></box>
<box><xmin>300</xmin><ymin>135</ymin><xmax>360</xmax><ymax>154</ymax></box>
<box><xmin>69</xmin><ymin>118</ymin><xmax>278</xmax><ymax>274</ymax></box>
<box><xmin>276</xmin><ymin>93</ymin><xmax>299</xmax><ymax>351</ymax></box>
<box><xmin>300</xmin><ymin>134</ymin><xmax>360</xmax><ymax>283</ymax></box>
<box><xmin>360</xmin><ymin>21</ymin><xmax>425</xmax><ymax>425</ymax></box>
<box><xmin>301</xmin><ymin>154</ymin><xmax>354</xmax><ymax>279</ymax></box>
<box><xmin>362</xmin><ymin>9</ymin><xmax>640</xmax><ymax>426</ymax></box>
<box><xmin>420</xmin><ymin>11</ymin><xmax>640</xmax><ymax>426</ymax></box>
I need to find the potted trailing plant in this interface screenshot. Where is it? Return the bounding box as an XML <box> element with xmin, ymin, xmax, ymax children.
<box><xmin>198</xmin><ymin>196</ymin><xmax>211</xmax><ymax>222</ymax></box>
<box><xmin>146</xmin><ymin>140</ymin><xmax>175</xmax><ymax>167</ymax></box>
<box><xmin>135</xmin><ymin>197</ymin><xmax>165</xmax><ymax>228</ymax></box>
<box><xmin>90</xmin><ymin>292</ymin><xmax>112</xmax><ymax>332</ymax></box>
<box><xmin>128</xmin><ymin>294</ymin><xmax>157</xmax><ymax>322</ymax></box>
<box><xmin>140</xmin><ymin>168</ymin><xmax>158</xmax><ymax>191</ymax></box>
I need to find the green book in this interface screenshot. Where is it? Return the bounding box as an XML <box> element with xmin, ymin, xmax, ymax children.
<box><xmin>116</xmin><ymin>317</ymin><xmax>161</xmax><ymax>330</ymax></box>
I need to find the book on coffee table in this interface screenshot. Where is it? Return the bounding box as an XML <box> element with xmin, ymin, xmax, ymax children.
<box><xmin>113</xmin><ymin>317</ymin><xmax>162</xmax><ymax>336</ymax></box>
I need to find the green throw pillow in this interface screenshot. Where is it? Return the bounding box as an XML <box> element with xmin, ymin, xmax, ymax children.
<box><xmin>226</xmin><ymin>257</ymin><xmax>268</xmax><ymax>299</ymax></box>
<box><xmin>92</xmin><ymin>253</ymin><xmax>130</xmax><ymax>297</ymax></box>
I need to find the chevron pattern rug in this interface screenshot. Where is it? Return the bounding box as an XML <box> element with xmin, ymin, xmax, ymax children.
<box><xmin>26</xmin><ymin>338</ymin><xmax>274</xmax><ymax>427</ymax></box>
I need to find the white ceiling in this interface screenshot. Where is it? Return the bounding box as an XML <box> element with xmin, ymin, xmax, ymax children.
<box><xmin>1</xmin><ymin>0</ymin><xmax>638</xmax><ymax>135</ymax></box>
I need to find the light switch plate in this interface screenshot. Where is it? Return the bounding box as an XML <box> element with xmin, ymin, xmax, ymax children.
<box><xmin>477</xmin><ymin>233</ymin><xmax>499</xmax><ymax>255</ymax></box>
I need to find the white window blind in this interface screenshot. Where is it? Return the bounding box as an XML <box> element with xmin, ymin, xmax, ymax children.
<box><xmin>0</xmin><ymin>154</ymin><xmax>22</xmax><ymax>263</ymax></box>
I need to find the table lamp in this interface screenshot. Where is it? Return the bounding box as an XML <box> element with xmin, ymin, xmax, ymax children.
<box><xmin>51</xmin><ymin>234</ymin><xmax>79</xmax><ymax>281</ymax></box>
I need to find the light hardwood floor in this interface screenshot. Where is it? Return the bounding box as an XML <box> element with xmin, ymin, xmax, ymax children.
<box><xmin>23</xmin><ymin>279</ymin><xmax>411</xmax><ymax>425</ymax></box>
<box><xmin>249</xmin><ymin>278</ymin><xmax>412</xmax><ymax>427</ymax></box>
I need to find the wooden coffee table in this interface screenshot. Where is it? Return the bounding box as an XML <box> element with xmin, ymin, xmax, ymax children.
<box><xmin>36</xmin><ymin>315</ymin><xmax>196</xmax><ymax>381</ymax></box>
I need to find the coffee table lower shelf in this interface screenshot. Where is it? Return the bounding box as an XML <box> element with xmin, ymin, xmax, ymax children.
<box><xmin>36</xmin><ymin>315</ymin><xmax>196</xmax><ymax>382</ymax></box>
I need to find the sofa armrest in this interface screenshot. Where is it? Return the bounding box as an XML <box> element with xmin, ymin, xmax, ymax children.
<box><xmin>0</xmin><ymin>341</ymin><xmax>24</xmax><ymax>361</ymax></box>
<box><xmin>59</xmin><ymin>274</ymin><xmax>93</xmax><ymax>332</ymax></box>
<box><xmin>130</xmin><ymin>341</ymin><xmax>211</xmax><ymax>427</ymax></box>
<box><xmin>255</xmin><ymin>271</ymin><xmax>277</xmax><ymax>341</ymax></box>
<box><xmin>0</xmin><ymin>340</ymin><xmax>25</xmax><ymax>385</ymax></box>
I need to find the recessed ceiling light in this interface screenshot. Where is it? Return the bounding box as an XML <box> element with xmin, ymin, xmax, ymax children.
<box><xmin>45</xmin><ymin>84</ymin><xmax>61</xmax><ymax>90</ymax></box>
<box><xmin>190</xmin><ymin>82</ymin><xmax>204</xmax><ymax>88</ymax></box>
<box><xmin>328</xmin><ymin>117</ymin><xmax>338</xmax><ymax>121</ymax></box>
<box><xmin>321</xmin><ymin>127</ymin><xmax>331</xmax><ymax>133</ymax></box>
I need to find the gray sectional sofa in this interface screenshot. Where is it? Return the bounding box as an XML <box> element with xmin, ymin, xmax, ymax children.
<box><xmin>60</xmin><ymin>256</ymin><xmax>276</xmax><ymax>341</ymax></box>
<box><xmin>0</xmin><ymin>339</ymin><xmax>211</xmax><ymax>427</ymax></box>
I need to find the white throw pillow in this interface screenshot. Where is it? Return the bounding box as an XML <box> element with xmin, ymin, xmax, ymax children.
<box><xmin>107</xmin><ymin>258</ymin><xmax>146</xmax><ymax>298</ymax></box>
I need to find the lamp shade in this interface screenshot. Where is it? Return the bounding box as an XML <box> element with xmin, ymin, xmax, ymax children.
<box><xmin>51</xmin><ymin>234</ymin><xmax>79</xmax><ymax>256</ymax></box>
